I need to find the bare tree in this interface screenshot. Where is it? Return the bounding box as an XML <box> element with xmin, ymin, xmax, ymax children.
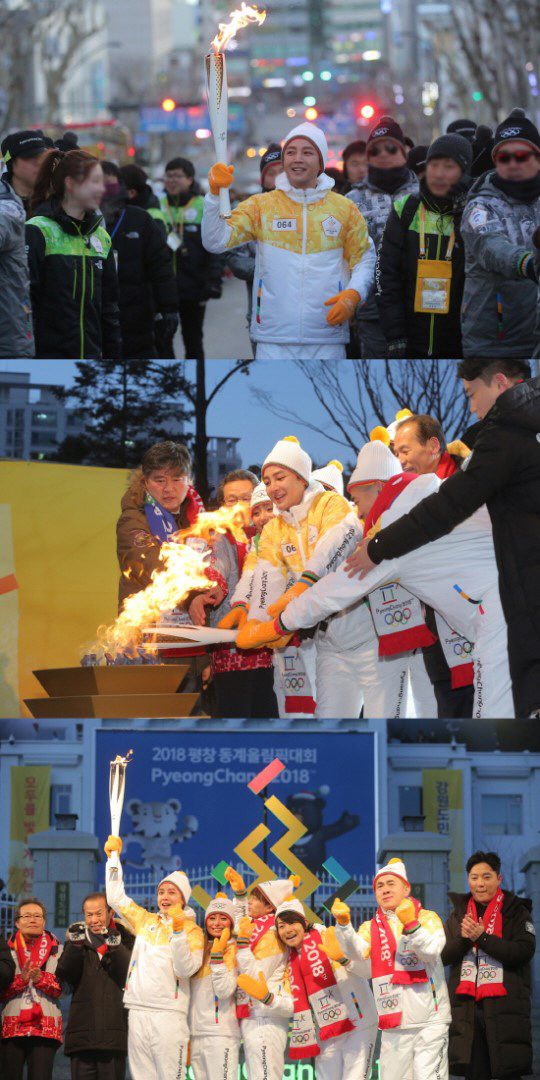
<box><xmin>0</xmin><ymin>0</ymin><xmax>102</xmax><ymax>128</ymax></box>
<box><xmin>250</xmin><ymin>360</ymin><xmax>471</xmax><ymax>455</ymax></box>
<box><xmin>426</xmin><ymin>0</ymin><xmax>540</xmax><ymax>122</ymax></box>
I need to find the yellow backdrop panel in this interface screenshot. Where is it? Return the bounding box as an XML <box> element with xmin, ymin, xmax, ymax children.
<box><xmin>0</xmin><ymin>461</ymin><xmax>129</xmax><ymax>715</ymax></box>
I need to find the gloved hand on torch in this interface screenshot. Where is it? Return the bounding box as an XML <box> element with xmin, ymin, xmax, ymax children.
<box><xmin>208</xmin><ymin>163</ymin><xmax>235</xmax><ymax>195</ymax></box>
<box><xmin>325</xmin><ymin>289</ymin><xmax>360</xmax><ymax>325</ymax></box>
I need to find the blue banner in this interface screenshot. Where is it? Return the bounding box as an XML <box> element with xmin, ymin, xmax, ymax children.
<box><xmin>138</xmin><ymin>105</ymin><xmax>245</xmax><ymax>134</ymax></box>
<box><xmin>94</xmin><ymin>731</ymin><xmax>376</xmax><ymax>888</ymax></box>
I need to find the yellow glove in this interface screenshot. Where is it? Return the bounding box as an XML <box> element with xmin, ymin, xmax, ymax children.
<box><xmin>236</xmin><ymin>619</ymin><xmax>291</xmax><ymax>650</ymax></box>
<box><xmin>237</xmin><ymin>971</ymin><xmax>273</xmax><ymax>1004</ymax></box>
<box><xmin>237</xmin><ymin>916</ymin><xmax>254</xmax><ymax>945</ymax></box>
<box><xmin>395</xmin><ymin>898</ymin><xmax>418</xmax><ymax>926</ymax></box>
<box><xmin>320</xmin><ymin>926</ymin><xmax>348</xmax><ymax>964</ymax></box>
<box><xmin>208</xmin><ymin>163</ymin><xmax>234</xmax><ymax>195</ymax></box>
<box><xmin>267</xmin><ymin>581</ymin><xmax>310</xmax><ymax>619</ymax></box>
<box><xmin>331</xmin><ymin>898</ymin><xmax>351</xmax><ymax>926</ymax></box>
<box><xmin>211</xmin><ymin>927</ymin><xmax>231</xmax><ymax>954</ymax></box>
<box><xmin>169</xmin><ymin>903</ymin><xmax>185</xmax><ymax>933</ymax></box>
<box><xmin>224</xmin><ymin>866</ymin><xmax>246</xmax><ymax>893</ymax></box>
<box><xmin>104</xmin><ymin>834</ymin><xmax>123</xmax><ymax>858</ymax></box>
<box><xmin>324</xmin><ymin>288</ymin><xmax>360</xmax><ymax>325</ymax></box>
<box><xmin>218</xmin><ymin>607</ymin><xmax>248</xmax><ymax>630</ymax></box>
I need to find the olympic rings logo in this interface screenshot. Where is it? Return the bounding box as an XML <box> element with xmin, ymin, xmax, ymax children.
<box><xmin>453</xmin><ymin>641</ymin><xmax>473</xmax><ymax>656</ymax></box>
<box><xmin>399</xmin><ymin>955</ymin><xmax>420</xmax><ymax>967</ymax></box>
<box><xmin>479</xmin><ymin>970</ymin><xmax>497</xmax><ymax>980</ymax></box>
<box><xmin>284</xmin><ymin>677</ymin><xmax>305</xmax><ymax>689</ymax></box>
<box><xmin>321</xmin><ymin>1008</ymin><xmax>342</xmax><ymax>1021</ymax></box>
<box><xmin>380</xmin><ymin>997</ymin><xmax>400</xmax><ymax>1009</ymax></box>
<box><xmin>293</xmin><ymin>1033</ymin><xmax>311</xmax><ymax>1043</ymax></box>
<box><xmin>384</xmin><ymin>608</ymin><xmax>411</xmax><ymax>625</ymax></box>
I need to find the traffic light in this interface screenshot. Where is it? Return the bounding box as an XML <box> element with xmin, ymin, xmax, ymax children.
<box><xmin>359</xmin><ymin>103</ymin><xmax>375</xmax><ymax>120</ymax></box>
<box><xmin>304</xmin><ymin>106</ymin><xmax>318</xmax><ymax>121</ymax></box>
<box><xmin>161</xmin><ymin>98</ymin><xmax>176</xmax><ymax>112</ymax></box>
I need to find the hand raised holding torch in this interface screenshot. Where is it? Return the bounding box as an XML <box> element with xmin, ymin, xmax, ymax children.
<box><xmin>107</xmin><ymin>750</ymin><xmax>133</xmax><ymax>878</ymax></box>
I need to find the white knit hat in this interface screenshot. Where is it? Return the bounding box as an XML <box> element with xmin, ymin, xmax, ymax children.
<box><xmin>274</xmin><ymin>898</ymin><xmax>307</xmax><ymax>923</ymax></box>
<box><xmin>158</xmin><ymin>870</ymin><xmax>191</xmax><ymax>905</ymax></box>
<box><xmin>205</xmin><ymin>893</ymin><xmax>235</xmax><ymax>927</ymax></box>
<box><xmin>256</xmin><ymin>878</ymin><xmax>295</xmax><ymax>911</ymax></box>
<box><xmin>250</xmin><ymin>481</ymin><xmax>273</xmax><ymax>510</ymax></box>
<box><xmin>311</xmin><ymin>460</ymin><xmax>344</xmax><ymax>496</ymax></box>
<box><xmin>262</xmin><ymin>436</ymin><xmax>311</xmax><ymax>484</ymax></box>
<box><xmin>373</xmin><ymin>857</ymin><xmax>410</xmax><ymax>888</ymax></box>
<box><xmin>283</xmin><ymin>122</ymin><xmax>328</xmax><ymax>170</ymax></box>
<box><xmin>348</xmin><ymin>442</ymin><xmax>402</xmax><ymax>489</ymax></box>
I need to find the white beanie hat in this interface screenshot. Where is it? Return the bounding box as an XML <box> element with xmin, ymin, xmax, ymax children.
<box><xmin>311</xmin><ymin>460</ymin><xmax>344</xmax><ymax>496</ymax></box>
<box><xmin>262</xmin><ymin>436</ymin><xmax>311</xmax><ymax>484</ymax></box>
<box><xmin>348</xmin><ymin>442</ymin><xmax>402</xmax><ymax>489</ymax></box>
<box><xmin>158</xmin><ymin>870</ymin><xmax>191</xmax><ymax>905</ymax></box>
<box><xmin>274</xmin><ymin>897</ymin><xmax>307</xmax><ymax>923</ymax></box>
<box><xmin>256</xmin><ymin>878</ymin><xmax>295</xmax><ymax>911</ymax></box>
<box><xmin>373</xmin><ymin>857</ymin><xmax>410</xmax><ymax>888</ymax></box>
<box><xmin>250</xmin><ymin>481</ymin><xmax>273</xmax><ymax>510</ymax></box>
<box><xmin>205</xmin><ymin>892</ymin><xmax>235</xmax><ymax>927</ymax></box>
<box><xmin>283</xmin><ymin>122</ymin><xmax>328</xmax><ymax>170</ymax></box>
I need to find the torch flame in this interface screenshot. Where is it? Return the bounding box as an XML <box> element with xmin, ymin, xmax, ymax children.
<box><xmin>110</xmin><ymin>750</ymin><xmax>134</xmax><ymax>768</ymax></box>
<box><xmin>85</xmin><ymin>503</ymin><xmax>250</xmax><ymax>661</ymax></box>
<box><xmin>211</xmin><ymin>2</ymin><xmax>266</xmax><ymax>52</ymax></box>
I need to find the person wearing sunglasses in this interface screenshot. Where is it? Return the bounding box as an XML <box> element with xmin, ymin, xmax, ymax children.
<box><xmin>346</xmin><ymin>115</ymin><xmax>418</xmax><ymax>358</ymax></box>
<box><xmin>460</xmin><ymin>107</ymin><xmax>540</xmax><ymax>358</ymax></box>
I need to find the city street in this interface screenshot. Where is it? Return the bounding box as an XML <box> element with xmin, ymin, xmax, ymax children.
<box><xmin>175</xmin><ymin>272</ymin><xmax>252</xmax><ymax>360</ymax></box>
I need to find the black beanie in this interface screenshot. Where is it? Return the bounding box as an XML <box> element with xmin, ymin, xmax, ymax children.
<box><xmin>426</xmin><ymin>133</ymin><xmax>473</xmax><ymax>173</ymax></box>
<box><xmin>492</xmin><ymin>109</ymin><xmax>540</xmax><ymax>157</ymax></box>
<box><xmin>446</xmin><ymin>118</ymin><xmax>476</xmax><ymax>142</ymax></box>
<box><xmin>367</xmin><ymin>115</ymin><xmax>406</xmax><ymax>149</ymax></box>
<box><xmin>407</xmin><ymin>144</ymin><xmax>428</xmax><ymax>174</ymax></box>
<box><xmin>260</xmin><ymin>142</ymin><xmax>282</xmax><ymax>184</ymax></box>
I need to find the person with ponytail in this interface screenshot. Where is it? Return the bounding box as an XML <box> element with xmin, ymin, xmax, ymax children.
<box><xmin>26</xmin><ymin>148</ymin><xmax>122</xmax><ymax>359</ymax></box>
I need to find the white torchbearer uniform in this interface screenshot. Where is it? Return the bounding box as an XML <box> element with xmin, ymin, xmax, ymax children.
<box><xmin>279</xmin><ymin>474</ymin><xmax>514</xmax><ymax>718</ymax></box>
<box><xmin>336</xmin><ymin>909</ymin><xmax>451</xmax><ymax>1080</ymax></box>
<box><xmin>233</xmin><ymin>896</ymin><xmax>293</xmax><ymax>1080</ymax></box>
<box><xmin>189</xmin><ymin>944</ymin><xmax>240</xmax><ymax>1080</ymax></box>
<box><xmin>255</xmin><ymin>342</ymin><xmax>347</xmax><ymax>360</ymax></box>
<box><xmin>293</xmin><ymin>924</ymin><xmax>378</xmax><ymax>1080</ymax></box>
<box><xmin>105</xmin><ymin>859</ymin><xmax>204</xmax><ymax>1080</ymax></box>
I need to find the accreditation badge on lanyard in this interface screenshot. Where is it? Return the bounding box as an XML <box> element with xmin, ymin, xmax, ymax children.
<box><xmin>414</xmin><ymin>205</ymin><xmax>454</xmax><ymax>314</ymax></box>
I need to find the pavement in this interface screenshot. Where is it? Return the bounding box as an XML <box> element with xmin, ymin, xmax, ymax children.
<box><xmin>174</xmin><ymin>273</ymin><xmax>253</xmax><ymax>360</ymax></box>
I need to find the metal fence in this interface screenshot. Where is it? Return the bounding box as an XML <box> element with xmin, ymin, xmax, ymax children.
<box><xmin>123</xmin><ymin>863</ymin><xmax>376</xmax><ymax>929</ymax></box>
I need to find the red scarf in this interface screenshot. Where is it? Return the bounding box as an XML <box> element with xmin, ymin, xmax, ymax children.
<box><xmin>288</xmin><ymin>929</ymin><xmax>354</xmax><ymax>1059</ymax></box>
<box><xmin>236</xmin><ymin>914</ymin><xmax>276</xmax><ymax>1019</ymax></box>
<box><xmin>364</xmin><ymin>474</ymin><xmax>436</xmax><ymax>655</ymax></box>
<box><xmin>370</xmin><ymin>902</ymin><xmax>428</xmax><ymax>1029</ymax></box>
<box><xmin>456</xmin><ymin>890</ymin><xmax>507</xmax><ymax>999</ymax></box>
<box><xmin>435</xmin><ymin>452</ymin><xmax>458</xmax><ymax>479</ymax></box>
<box><xmin>13</xmin><ymin>931</ymin><xmax>55</xmax><ymax>1030</ymax></box>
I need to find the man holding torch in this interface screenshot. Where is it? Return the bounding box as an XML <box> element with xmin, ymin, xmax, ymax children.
<box><xmin>201</xmin><ymin>121</ymin><xmax>376</xmax><ymax>359</ymax></box>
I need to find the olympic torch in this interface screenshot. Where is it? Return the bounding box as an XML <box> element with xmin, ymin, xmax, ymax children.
<box><xmin>205</xmin><ymin>4</ymin><xmax>266</xmax><ymax>219</ymax></box>
<box><xmin>108</xmin><ymin>750</ymin><xmax>133</xmax><ymax>878</ymax></box>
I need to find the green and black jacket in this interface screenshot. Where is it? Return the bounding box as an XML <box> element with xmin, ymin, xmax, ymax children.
<box><xmin>148</xmin><ymin>185</ymin><xmax>223</xmax><ymax>303</ymax></box>
<box><xmin>376</xmin><ymin>182</ymin><xmax>467</xmax><ymax>358</ymax></box>
<box><xmin>26</xmin><ymin>199</ymin><xmax>122</xmax><ymax>359</ymax></box>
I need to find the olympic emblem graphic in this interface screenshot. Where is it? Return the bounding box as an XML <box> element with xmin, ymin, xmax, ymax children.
<box><xmin>384</xmin><ymin>608</ymin><xmax>411</xmax><ymax>625</ymax></box>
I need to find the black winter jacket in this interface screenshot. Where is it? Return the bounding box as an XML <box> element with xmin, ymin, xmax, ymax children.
<box><xmin>442</xmin><ymin>890</ymin><xmax>536</xmax><ymax>1078</ymax></box>
<box><xmin>0</xmin><ymin>933</ymin><xmax>15</xmax><ymax>990</ymax></box>
<box><xmin>368</xmin><ymin>377</ymin><xmax>540</xmax><ymax>716</ymax></box>
<box><xmin>26</xmin><ymin>199</ymin><xmax>122</xmax><ymax>359</ymax></box>
<box><xmin>155</xmin><ymin>186</ymin><xmax>223</xmax><ymax>303</ymax></box>
<box><xmin>101</xmin><ymin>195</ymin><xmax>178</xmax><ymax>359</ymax></box>
<box><xmin>56</xmin><ymin>924</ymin><xmax>134</xmax><ymax>1056</ymax></box>
<box><xmin>376</xmin><ymin>184</ymin><xmax>466</xmax><ymax>358</ymax></box>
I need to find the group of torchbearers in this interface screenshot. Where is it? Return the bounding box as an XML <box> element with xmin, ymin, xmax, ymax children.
<box><xmin>2</xmin><ymin>102</ymin><xmax>540</xmax><ymax>360</ymax></box>
<box><xmin>115</xmin><ymin>356</ymin><xmax>540</xmax><ymax>720</ymax></box>
<box><xmin>0</xmin><ymin>848</ymin><xmax>535</xmax><ymax>1080</ymax></box>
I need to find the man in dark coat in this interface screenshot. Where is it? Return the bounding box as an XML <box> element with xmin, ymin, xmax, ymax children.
<box><xmin>442</xmin><ymin>851</ymin><xmax>536</xmax><ymax>1080</ymax></box>
<box><xmin>56</xmin><ymin>892</ymin><xmax>134</xmax><ymax>1080</ymax></box>
<box><xmin>100</xmin><ymin>163</ymin><xmax>178</xmax><ymax>359</ymax></box>
<box><xmin>345</xmin><ymin>358</ymin><xmax>540</xmax><ymax>717</ymax></box>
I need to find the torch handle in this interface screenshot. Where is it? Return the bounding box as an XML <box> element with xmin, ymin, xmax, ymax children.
<box><xmin>109</xmin><ymin>849</ymin><xmax>120</xmax><ymax>876</ymax></box>
<box><xmin>219</xmin><ymin>186</ymin><xmax>231</xmax><ymax>218</ymax></box>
